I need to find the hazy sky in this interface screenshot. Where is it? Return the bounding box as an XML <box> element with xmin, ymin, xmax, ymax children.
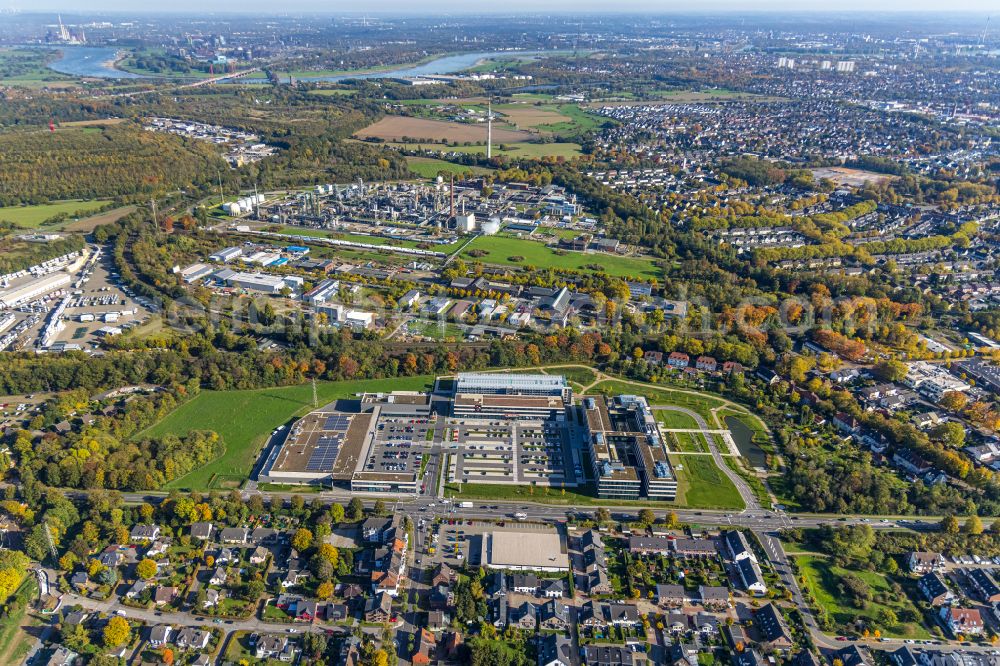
<box><xmin>21</xmin><ymin>1</ymin><xmax>999</xmax><ymax>14</ymax></box>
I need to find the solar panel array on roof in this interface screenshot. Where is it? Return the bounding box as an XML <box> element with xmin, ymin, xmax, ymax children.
<box><xmin>323</xmin><ymin>415</ymin><xmax>351</xmax><ymax>430</ymax></box>
<box><xmin>306</xmin><ymin>433</ymin><xmax>345</xmax><ymax>471</ymax></box>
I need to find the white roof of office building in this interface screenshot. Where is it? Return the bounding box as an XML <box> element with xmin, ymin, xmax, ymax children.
<box><xmin>456</xmin><ymin>373</ymin><xmax>568</xmax><ymax>393</ymax></box>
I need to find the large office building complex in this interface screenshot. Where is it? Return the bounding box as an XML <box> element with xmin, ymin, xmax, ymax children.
<box><xmin>455</xmin><ymin>372</ymin><xmax>573</xmax><ymax>403</ymax></box>
<box><xmin>583</xmin><ymin>394</ymin><xmax>677</xmax><ymax>501</ymax></box>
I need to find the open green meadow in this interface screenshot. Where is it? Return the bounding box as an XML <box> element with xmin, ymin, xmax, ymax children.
<box><xmin>460</xmin><ymin>235</ymin><xmax>662</xmax><ymax>279</ymax></box>
<box><xmin>794</xmin><ymin>554</ymin><xmax>932</xmax><ymax>639</ymax></box>
<box><xmin>671</xmin><ymin>454</ymin><xmax>745</xmax><ymax>510</ymax></box>
<box><xmin>590</xmin><ymin>381</ymin><xmax>726</xmax><ymax>423</ymax></box>
<box><xmin>136</xmin><ymin>376</ymin><xmax>434</xmax><ymax>490</ymax></box>
<box><xmin>0</xmin><ymin>199</ymin><xmax>112</xmax><ymax>229</ymax></box>
<box><xmin>376</xmin><ymin>141</ymin><xmax>583</xmax><ymax>160</ymax></box>
<box><xmin>406</xmin><ymin>156</ymin><xmax>494</xmax><ymax>178</ymax></box>
<box><xmin>656</xmin><ymin>409</ymin><xmax>701</xmax><ymax>430</ymax></box>
<box><xmin>0</xmin><ymin>576</ymin><xmax>38</xmax><ymax>665</ymax></box>
<box><xmin>277</xmin><ymin>226</ymin><xmax>465</xmax><ymax>253</ymax></box>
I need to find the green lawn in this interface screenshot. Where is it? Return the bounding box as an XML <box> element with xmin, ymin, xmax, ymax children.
<box><xmin>592</xmin><ymin>381</ymin><xmax>727</xmax><ymax>422</ymax></box>
<box><xmin>795</xmin><ymin>555</ymin><xmax>931</xmax><ymax>639</ymax></box>
<box><xmin>0</xmin><ymin>576</ymin><xmax>38</xmax><ymax>666</ymax></box>
<box><xmin>377</xmin><ymin>141</ymin><xmax>582</xmax><ymax>159</ymax></box>
<box><xmin>460</xmin><ymin>235</ymin><xmax>662</xmax><ymax>279</ymax></box>
<box><xmin>277</xmin><ymin>226</ymin><xmax>465</xmax><ymax>253</ymax></box>
<box><xmin>671</xmin><ymin>455</ymin><xmax>745</xmax><ymax>510</ymax></box>
<box><xmin>136</xmin><ymin>376</ymin><xmax>434</xmax><ymax>490</ymax></box>
<box><xmin>444</xmin><ymin>482</ymin><xmax>685</xmax><ymax>508</ymax></box>
<box><xmin>0</xmin><ymin>199</ymin><xmax>112</xmax><ymax>228</ymax></box>
<box><xmin>407</xmin><ymin>156</ymin><xmax>493</xmax><ymax>179</ymax></box>
<box><xmin>667</xmin><ymin>432</ymin><xmax>710</xmax><ymax>453</ymax></box>
<box><xmin>656</xmin><ymin>409</ymin><xmax>701</xmax><ymax>430</ymax></box>
<box><xmin>545</xmin><ymin>366</ymin><xmax>598</xmax><ymax>387</ymax></box>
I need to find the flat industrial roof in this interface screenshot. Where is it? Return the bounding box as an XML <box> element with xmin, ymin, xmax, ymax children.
<box><xmin>481</xmin><ymin>530</ymin><xmax>569</xmax><ymax>570</ymax></box>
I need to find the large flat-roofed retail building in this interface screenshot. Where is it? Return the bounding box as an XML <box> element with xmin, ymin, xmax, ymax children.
<box><xmin>479</xmin><ymin>530</ymin><xmax>570</xmax><ymax>572</ymax></box>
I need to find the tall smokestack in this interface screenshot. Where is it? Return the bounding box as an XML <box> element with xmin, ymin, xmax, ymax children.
<box><xmin>450</xmin><ymin>173</ymin><xmax>455</xmax><ymax>218</ymax></box>
<box><xmin>487</xmin><ymin>100</ymin><xmax>492</xmax><ymax>160</ymax></box>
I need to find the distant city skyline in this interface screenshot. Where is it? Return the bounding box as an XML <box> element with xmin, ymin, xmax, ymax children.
<box><xmin>13</xmin><ymin>2</ymin><xmax>999</xmax><ymax>15</ymax></box>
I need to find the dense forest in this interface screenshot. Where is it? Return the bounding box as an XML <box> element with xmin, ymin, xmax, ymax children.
<box><xmin>0</xmin><ymin>124</ymin><xmax>227</xmax><ymax>205</ymax></box>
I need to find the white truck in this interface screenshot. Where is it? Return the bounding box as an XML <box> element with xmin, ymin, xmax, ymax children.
<box><xmin>458</xmin><ymin>501</ymin><xmax>473</xmax><ymax>509</ymax></box>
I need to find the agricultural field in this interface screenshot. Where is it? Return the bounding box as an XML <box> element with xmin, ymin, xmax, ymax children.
<box><xmin>355</xmin><ymin>115</ymin><xmax>531</xmax><ymax>144</ymax></box>
<box><xmin>367</xmin><ymin>140</ymin><xmax>583</xmax><ymax>160</ymax></box>
<box><xmin>406</xmin><ymin>156</ymin><xmax>494</xmax><ymax>179</ymax></box>
<box><xmin>0</xmin><ymin>199</ymin><xmax>112</xmax><ymax>229</ymax></box>
<box><xmin>135</xmin><ymin>375</ymin><xmax>434</xmax><ymax>490</ymax></box>
<box><xmin>459</xmin><ymin>234</ymin><xmax>662</xmax><ymax>279</ymax></box>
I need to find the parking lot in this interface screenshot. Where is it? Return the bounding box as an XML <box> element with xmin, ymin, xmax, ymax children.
<box><xmin>444</xmin><ymin>417</ymin><xmax>578</xmax><ymax>487</ymax></box>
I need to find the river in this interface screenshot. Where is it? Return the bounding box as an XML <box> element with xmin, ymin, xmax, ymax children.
<box><xmin>44</xmin><ymin>47</ymin><xmax>559</xmax><ymax>82</ymax></box>
<box><xmin>46</xmin><ymin>46</ymin><xmax>145</xmax><ymax>79</ymax></box>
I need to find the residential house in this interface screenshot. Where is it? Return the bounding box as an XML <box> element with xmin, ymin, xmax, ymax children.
<box><xmin>538</xmin><ymin>634</ymin><xmax>574</xmax><ymax>666</ymax></box>
<box><xmin>668</xmin><ymin>352</ymin><xmax>691</xmax><ymax>369</ymax></box>
<box><xmin>412</xmin><ymin>628</ymin><xmax>436</xmax><ymax>666</ymax></box>
<box><xmin>219</xmin><ymin>527</ymin><xmax>249</xmax><ymax>544</ymax></box>
<box><xmin>130</xmin><ymin>524</ymin><xmax>160</xmax><ymax>542</ymax></box>
<box><xmin>148</xmin><ymin>625</ymin><xmax>172</xmax><ymax>648</ymax></box>
<box><xmin>756</xmin><ymin>603</ymin><xmax>793</xmax><ymax>650</ymax></box>
<box><xmin>175</xmin><ymin>628</ymin><xmax>211</xmax><ymax>650</ymax></box>
<box><xmin>907</xmin><ymin>552</ymin><xmax>945</xmax><ymax>574</ymax></box>
<box><xmin>657</xmin><ymin>584</ymin><xmax>688</xmax><ymax>608</ymax></box>
<box><xmin>699</xmin><ymin>585</ymin><xmax>731</xmax><ymax>609</ymax></box>
<box><xmin>190</xmin><ymin>522</ymin><xmax>215</xmax><ymax>541</ymax></box>
<box><xmin>967</xmin><ymin>569</ymin><xmax>1000</xmax><ymax>603</ymax></box>
<box><xmin>209</xmin><ymin>567</ymin><xmax>228</xmax><ymax>586</ymax></box>
<box><xmin>541</xmin><ymin>579</ymin><xmax>567</xmax><ymax>599</ymax></box>
<box><xmin>538</xmin><ymin>600</ymin><xmax>571</xmax><ymax>631</ymax></box>
<box><xmin>940</xmin><ymin>607</ymin><xmax>984</xmax><ymax>636</ymax></box>
<box><xmin>511</xmin><ymin>573</ymin><xmax>540</xmax><ymax>595</ymax></box>
<box><xmin>736</xmin><ymin>557</ymin><xmax>768</xmax><ymax>596</ymax></box>
<box><xmin>154</xmin><ymin>586</ymin><xmax>179</xmax><ymax>606</ymax></box>
<box><xmin>918</xmin><ymin>572</ymin><xmax>955</xmax><ymax>606</ymax></box>
<box><xmin>364</xmin><ymin>592</ymin><xmax>393</xmax><ymax>623</ymax></box>
<box><xmin>512</xmin><ymin>601</ymin><xmax>537</xmax><ymax>631</ymax></box>
<box><xmin>583</xmin><ymin>645</ymin><xmax>635</xmax><ymax>666</ymax></box>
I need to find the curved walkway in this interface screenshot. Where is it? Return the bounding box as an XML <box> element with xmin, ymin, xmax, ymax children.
<box><xmin>654</xmin><ymin>405</ymin><xmax>760</xmax><ymax>512</ymax></box>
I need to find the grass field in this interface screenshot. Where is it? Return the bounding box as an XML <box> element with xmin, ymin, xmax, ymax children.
<box><xmin>366</xmin><ymin>140</ymin><xmax>583</xmax><ymax>160</ymax></box>
<box><xmin>136</xmin><ymin>376</ymin><xmax>434</xmax><ymax>490</ymax></box>
<box><xmin>0</xmin><ymin>199</ymin><xmax>112</xmax><ymax>228</ymax></box>
<box><xmin>671</xmin><ymin>454</ymin><xmax>744</xmax><ymax>510</ymax></box>
<box><xmin>406</xmin><ymin>156</ymin><xmax>494</xmax><ymax>179</ymax></box>
<box><xmin>657</xmin><ymin>409</ymin><xmax>701</xmax><ymax>430</ymax></box>
<box><xmin>356</xmin><ymin>115</ymin><xmax>531</xmax><ymax>144</ymax></box>
<box><xmin>277</xmin><ymin>226</ymin><xmax>464</xmax><ymax>253</ymax></box>
<box><xmin>459</xmin><ymin>235</ymin><xmax>662</xmax><ymax>279</ymax></box>
<box><xmin>668</xmin><ymin>432</ymin><xmax>710</xmax><ymax>453</ymax></box>
<box><xmin>0</xmin><ymin>576</ymin><xmax>38</xmax><ymax>666</ymax></box>
<box><xmin>795</xmin><ymin>555</ymin><xmax>931</xmax><ymax>639</ymax></box>
<box><xmin>592</xmin><ymin>381</ymin><xmax>727</xmax><ymax>423</ymax></box>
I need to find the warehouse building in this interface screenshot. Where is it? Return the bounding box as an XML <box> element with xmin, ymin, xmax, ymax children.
<box><xmin>479</xmin><ymin>530</ymin><xmax>570</xmax><ymax>572</ymax></box>
<box><xmin>212</xmin><ymin>269</ymin><xmax>300</xmax><ymax>295</ymax></box>
<box><xmin>0</xmin><ymin>272</ymin><xmax>72</xmax><ymax>308</ymax></box>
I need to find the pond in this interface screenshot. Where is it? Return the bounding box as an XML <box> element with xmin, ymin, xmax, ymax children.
<box><xmin>725</xmin><ymin>414</ymin><xmax>768</xmax><ymax>469</ymax></box>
